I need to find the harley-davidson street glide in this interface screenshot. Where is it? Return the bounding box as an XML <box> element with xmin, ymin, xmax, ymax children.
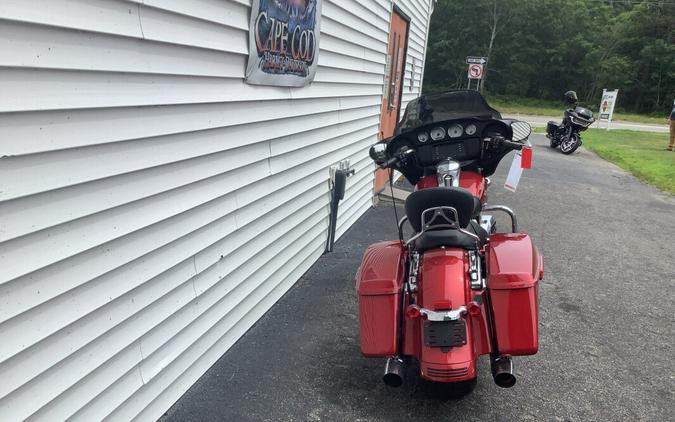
<box><xmin>356</xmin><ymin>90</ymin><xmax>543</xmax><ymax>395</ymax></box>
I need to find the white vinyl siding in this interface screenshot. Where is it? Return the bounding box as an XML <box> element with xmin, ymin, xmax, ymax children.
<box><xmin>0</xmin><ymin>0</ymin><xmax>433</xmax><ymax>420</ymax></box>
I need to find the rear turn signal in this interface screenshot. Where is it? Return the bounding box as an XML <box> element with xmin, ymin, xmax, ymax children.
<box><xmin>405</xmin><ymin>305</ymin><xmax>421</xmax><ymax>319</ymax></box>
<box><xmin>467</xmin><ymin>302</ymin><xmax>481</xmax><ymax>316</ymax></box>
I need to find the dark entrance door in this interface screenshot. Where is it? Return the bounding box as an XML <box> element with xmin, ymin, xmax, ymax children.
<box><xmin>374</xmin><ymin>7</ymin><xmax>409</xmax><ymax>192</ymax></box>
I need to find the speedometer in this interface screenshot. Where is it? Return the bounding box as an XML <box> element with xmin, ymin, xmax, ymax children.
<box><xmin>448</xmin><ymin>124</ymin><xmax>463</xmax><ymax>138</ymax></box>
<box><xmin>465</xmin><ymin>124</ymin><xmax>477</xmax><ymax>136</ymax></box>
<box><xmin>417</xmin><ymin>132</ymin><xmax>429</xmax><ymax>143</ymax></box>
<box><xmin>430</xmin><ymin>127</ymin><xmax>446</xmax><ymax>141</ymax></box>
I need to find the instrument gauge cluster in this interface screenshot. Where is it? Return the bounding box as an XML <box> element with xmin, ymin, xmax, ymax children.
<box><xmin>448</xmin><ymin>124</ymin><xmax>463</xmax><ymax>138</ymax></box>
<box><xmin>411</xmin><ymin>121</ymin><xmax>482</xmax><ymax>148</ymax></box>
<box><xmin>386</xmin><ymin>117</ymin><xmax>511</xmax><ymax>182</ymax></box>
<box><xmin>430</xmin><ymin>127</ymin><xmax>446</xmax><ymax>141</ymax></box>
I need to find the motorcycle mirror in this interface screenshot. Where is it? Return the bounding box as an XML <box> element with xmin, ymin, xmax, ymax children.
<box><xmin>511</xmin><ymin>121</ymin><xmax>532</xmax><ymax>142</ymax></box>
<box><xmin>369</xmin><ymin>143</ymin><xmax>388</xmax><ymax>164</ymax></box>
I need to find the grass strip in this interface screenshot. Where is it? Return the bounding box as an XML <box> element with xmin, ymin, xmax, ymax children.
<box><xmin>579</xmin><ymin>129</ymin><xmax>674</xmax><ymax>195</ymax></box>
<box><xmin>487</xmin><ymin>97</ymin><xmax>667</xmax><ymax>125</ymax></box>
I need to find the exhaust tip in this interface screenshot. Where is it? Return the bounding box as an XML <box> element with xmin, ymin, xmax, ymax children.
<box><xmin>383</xmin><ymin>357</ymin><xmax>405</xmax><ymax>387</ymax></box>
<box><xmin>491</xmin><ymin>356</ymin><xmax>517</xmax><ymax>388</ymax></box>
<box><xmin>383</xmin><ymin>372</ymin><xmax>404</xmax><ymax>387</ymax></box>
<box><xmin>494</xmin><ymin>371</ymin><xmax>517</xmax><ymax>388</ymax></box>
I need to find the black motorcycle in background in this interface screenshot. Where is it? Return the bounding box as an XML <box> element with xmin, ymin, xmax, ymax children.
<box><xmin>547</xmin><ymin>91</ymin><xmax>595</xmax><ymax>154</ymax></box>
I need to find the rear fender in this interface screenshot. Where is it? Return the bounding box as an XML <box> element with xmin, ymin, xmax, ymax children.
<box><xmin>415</xmin><ymin>249</ymin><xmax>484</xmax><ymax>382</ymax></box>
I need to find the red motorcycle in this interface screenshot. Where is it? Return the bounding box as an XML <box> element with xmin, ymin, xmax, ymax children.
<box><xmin>356</xmin><ymin>90</ymin><xmax>543</xmax><ymax>394</ymax></box>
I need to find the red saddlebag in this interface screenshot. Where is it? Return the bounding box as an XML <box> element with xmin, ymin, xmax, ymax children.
<box><xmin>355</xmin><ymin>241</ymin><xmax>405</xmax><ymax>357</ymax></box>
<box><xmin>487</xmin><ymin>234</ymin><xmax>544</xmax><ymax>356</ymax></box>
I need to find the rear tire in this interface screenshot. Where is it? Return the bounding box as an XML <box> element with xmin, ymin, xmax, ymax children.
<box><xmin>549</xmin><ymin>137</ymin><xmax>558</xmax><ymax>148</ymax></box>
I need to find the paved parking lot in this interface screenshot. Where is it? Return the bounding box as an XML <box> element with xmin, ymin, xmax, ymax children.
<box><xmin>162</xmin><ymin>135</ymin><xmax>675</xmax><ymax>421</ymax></box>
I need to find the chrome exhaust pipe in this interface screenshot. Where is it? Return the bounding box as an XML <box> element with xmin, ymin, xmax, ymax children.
<box><xmin>382</xmin><ymin>357</ymin><xmax>405</xmax><ymax>387</ymax></box>
<box><xmin>491</xmin><ymin>356</ymin><xmax>516</xmax><ymax>388</ymax></box>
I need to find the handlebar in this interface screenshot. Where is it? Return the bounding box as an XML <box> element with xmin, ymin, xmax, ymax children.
<box><xmin>485</xmin><ymin>136</ymin><xmax>524</xmax><ymax>151</ymax></box>
<box><xmin>377</xmin><ymin>138</ymin><xmax>524</xmax><ymax>170</ymax></box>
<box><xmin>501</xmin><ymin>139</ymin><xmax>524</xmax><ymax>151</ymax></box>
<box><xmin>380</xmin><ymin>156</ymin><xmax>400</xmax><ymax>168</ymax></box>
<box><xmin>379</xmin><ymin>148</ymin><xmax>414</xmax><ymax>169</ymax></box>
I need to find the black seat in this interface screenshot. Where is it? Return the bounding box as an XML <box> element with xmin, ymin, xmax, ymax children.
<box><xmin>405</xmin><ymin>187</ymin><xmax>486</xmax><ymax>252</ymax></box>
<box><xmin>405</xmin><ymin>187</ymin><xmax>480</xmax><ymax>232</ymax></box>
<box><xmin>412</xmin><ymin>221</ymin><xmax>488</xmax><ymax>252</ymax></box>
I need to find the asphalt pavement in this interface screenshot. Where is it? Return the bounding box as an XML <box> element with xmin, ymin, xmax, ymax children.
<box><xmin>504</xmin><ymin>114</ymin><xmax>669</xmax><ymax>133</ymax></box>
<box><xmin>161</xmin><ymin>135</ymin><xmax>674</xmax><ymax>422</ymax></box>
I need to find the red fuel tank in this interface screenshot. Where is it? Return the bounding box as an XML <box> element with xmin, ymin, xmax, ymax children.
<box><xmin>356</xmin><ymin>241</ymin><xmax>406</xmax><ymax>357</ymax></box>
<box><xmin>487</xmin><ymin>233</ymin><xmax>544</xmax><ymax>356</ymax></box>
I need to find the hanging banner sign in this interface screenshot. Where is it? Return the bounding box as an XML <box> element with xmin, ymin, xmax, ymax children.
<box><xmin>599</xmin><ymin>89</ymin><xmax>619</xmax><ymax>121</ymax></box>
<box><xmin>246</xmin><ymin>0</ymin><xmax>322</xmax><ymax>87</ymax></box>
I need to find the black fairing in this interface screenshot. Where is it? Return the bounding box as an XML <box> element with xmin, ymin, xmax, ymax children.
<box><xmin>574</xmin><ymin>106</ymin><xmax>593</xmax><ymax>119</ymax></box>
<box><xmin>562</xmin><ymin>106</ymin><xmax>594</xmax><ymax>132</ymax></box>
<box><xmin>396</xmin><ymin>90</ymin><xmax>501</xmax><ymax>134</ymax></box>
<box><xmin>383</xmin><ymin>90</ymin><xmax>517</xmax><ymax>184</ymax></box>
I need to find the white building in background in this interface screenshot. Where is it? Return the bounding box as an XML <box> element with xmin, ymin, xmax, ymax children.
<box><xmin>0</xmin><ymin>0</ymin><xmax>433</xmax><ymax>420</ymax></box>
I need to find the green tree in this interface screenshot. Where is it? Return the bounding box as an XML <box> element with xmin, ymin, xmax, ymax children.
<box><xmin>423</xmin><ymin>0</ymin><xmax>675</xmax><ymax>115</ymax></box>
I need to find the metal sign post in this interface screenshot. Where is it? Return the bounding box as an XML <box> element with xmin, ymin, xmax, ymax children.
<box><xmin>598</xmin><ymin>89</ymin><xmax>619</xmax><ymax>131</ymax></box>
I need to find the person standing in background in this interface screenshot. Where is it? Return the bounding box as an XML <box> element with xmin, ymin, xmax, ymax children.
<box><xmin>668</xmin><ymin>100</ymin><xmax>675</xmax><ymax>151</ymax></box>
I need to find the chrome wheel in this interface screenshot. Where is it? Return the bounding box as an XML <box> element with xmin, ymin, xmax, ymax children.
<box><xmin>560</xmin><ymin>134</ymin><xmax>580</xmax><ymax>154</ymax></box>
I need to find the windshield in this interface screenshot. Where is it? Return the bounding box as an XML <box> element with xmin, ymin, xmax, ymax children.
<box><xmin>396</xmin><ymin>90</ymin><xmax>501</xmax><ymax>134</ymax></box>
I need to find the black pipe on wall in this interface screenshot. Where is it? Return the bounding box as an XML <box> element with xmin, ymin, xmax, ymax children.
<box><xmin>325</xmin><ymin>168</ymin><xmax>354</xmax><ymax>253</ymax></box>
